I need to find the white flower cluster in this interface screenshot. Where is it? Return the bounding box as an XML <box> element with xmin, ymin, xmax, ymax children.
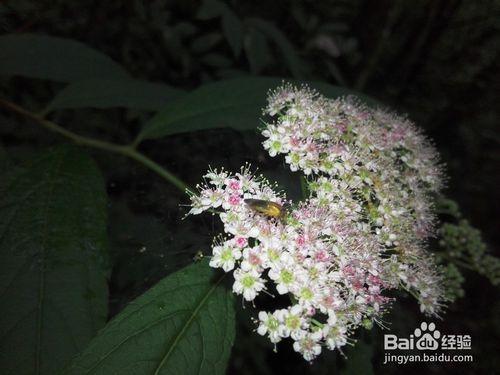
<box><xmin>187</xmin><ymin>84</ymin><xmax>446</xmax><ymax>361</ymax></box>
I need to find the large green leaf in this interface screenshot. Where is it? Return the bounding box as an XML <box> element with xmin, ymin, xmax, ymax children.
<box><xmin>0</xmin><ymin>146</ymin><xmax>109</xmax><ymax>375</ymax></box>
<box><xmin>45</xmin><ymin>78</ymin><xmax>185</xmax><ymax>112</ymax></box>
<box><xmin>0</xmin><ymin>34</ymin><xmax>129</xmax><ymax>82</ymax></box>
<box><xmin>65</xmin><ymin>260</ymin><xmax>235</xmax><ymax>375</ymax></box>
<box><xmin>138</xmin><ymin>77</ymin><xmax>377</xmax><ymax>140</ymax></box>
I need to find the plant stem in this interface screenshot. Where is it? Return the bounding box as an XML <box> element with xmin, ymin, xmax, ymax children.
<box><xmin>0</xmin><ymin>98</ymin><xmax>189</xmax><ymax>192</ymax></box>
<box><xmin>125</xmin><ymin>148</ymin><xmax>188</xmax><ymax>191</ymax></box>
<box><xmin>311</xmin><ymin>318</ymin><xmax>324</xmax><ymax>328</ymax></box>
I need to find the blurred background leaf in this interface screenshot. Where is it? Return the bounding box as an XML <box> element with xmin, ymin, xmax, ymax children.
<box><xmin>0</xmin><ymin>33</ymin><xmax>129</xmax><ymax>82</ymax></box>
<box><xmin>244</xmin><ymin>18</ymin><xmax>308</xmax><ymax>79</ymax></box>
<box><xmin>244</xmin><ymin>28</ymin><xmax>273</xmax><ymax>75</ymax></box>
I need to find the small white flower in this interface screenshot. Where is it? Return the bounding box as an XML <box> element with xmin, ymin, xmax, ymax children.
<box><xmin>293</xmin><ymin>330</ymin><xmax>323</xmax><ymax>361</ymax></box>
<box><xmin>199</xmin><ymin>188</ymin><xmax>224</xmax><ymax>208</ymax></box>
<box><xmin>209</xmin><ymin>244</ymin><xmax>241</xmax><ymax>272</ymax></box>
<box><xmin>268</xmin><ymin>264</ymin><xmax>296</xmax><ymax>295</ymax></box>
<box><xmin>323</xmin><ymin>324</ymin><xmax>348</xmax><ymax>350</ymax></box>
<box><xmin>257</xmin><ymin>311</ymin><xmax>282</xmax><ymax>343</ymax></box>
<box><xmin>233</xmin><ymin>269</ymin><xmax>265</xmax><ymax>301</ymax></box>
<box><xmin>277</xmin><ymin>305</ymin><xmax>307</xmax><ymax>340</ymax></box>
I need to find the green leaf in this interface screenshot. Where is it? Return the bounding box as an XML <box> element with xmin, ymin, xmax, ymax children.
<box><xmin>0</xmin><ymin>34</ymin><xmax>129</xmax><ymax>82</ymax></box>
<box><xmin>0</xmin><ymin>145</ymin><xmax>9</xmax><ymax>171</ymax></box>
<box><xmin>197</xmin><ymin>0</ymin><xmax>243</xmax><ymax>57</ymax></box>
<box><xmin>200</xmin><ymin>53</ymin><xmax>233</xmax><ymax>68</ymax></box>
<box><xmin>245</xmin><ymin>18</ymin><xmax>307</xmax><ymax>78</ymax></box>
<box><xmin>325</xmin><ymin>59</ymin><xmax>348</xmax><ymax>87</ymax></box>
<box><xmin>65</xmin><ymin>260</ymin><xmax>235</xmax><ymax>375</ymax></box>
<box><xmin>138</xmin><ymin>77</ymin><xmax>378</xmax><ymax>140</ymax></box>
<box><xmin>0</xmin><ymin>146</ymin><xmax>109</xmax><ymax>375</ymax></box>
<box><xmin>190</xmin><ymin>33</ymin><xmax>223</xmax><ymax>54</ymax></box>
<box><xmin>45</xmin><ymin>78</ymin><xmax>185</xmax><ymax>113</ymax></box>
<box><xmin>221</xmin><ymin>8</ymin><xmax>243</xmax><ymax>57</ymax></box>
<box><xmin>244</xmin><ymin>28</ymin><xmax>273</xmax><ymax>74</ymax></box>
<box><xmin>196</xmin><ymin>0</ymin><xmax>225</xmax><ymax>20</ymax></box>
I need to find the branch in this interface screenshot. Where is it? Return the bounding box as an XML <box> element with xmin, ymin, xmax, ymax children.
<box><xmin>0</xmin><ymin>98</ymin><xmax>189</xmax><ymax>192</ymax></box>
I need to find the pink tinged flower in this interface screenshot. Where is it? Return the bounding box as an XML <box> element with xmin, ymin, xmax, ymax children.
<box><xmin>351</xmin><ymin>279</ymin><xmax>364</xmax><ymax>291</ymax></box>
<box><xmin>296</xmin><ymin>235</ymin><xmax>306</xmax><ymax>247</ymax></box>
<box><xmin>227</xmin><ymin>179</ymin><xmax>242</xmax><ymax>191</ymax></box>
<box><xmin>305</xmin><ymin>306</ymin><xmax>316</xmax><ymax>316</ymax></box>
<box><xmin>228</xmin><ymin>194</ymin><xmax>241</xmax><ymax>206</ymax></box>
<box><xmin>330</xmin><ymin>143</ymin><xmax>347</xmax><ymax>156</ymax></box>
<box><xmin>367</xmin><ymin>274</ymin><xmax>382</xmax><ymax>286</ymax></box>
<box><xmin>321</xmin><ymin>295</ymin><xmax>335</xmax><ymax>310</ymax></box>
<box><xmin>235</xmin><ymin>237</ymin><xmax>248</xmax><ymax>248</ymax></box>
<box><xmin>342</xmin><ymin>265</ymin><xmax>355</xmax><ymax>276</ymax></box>
<box><xmin>240</xmin><ymin>247</ymin><xmax>265</xmax><ymax>271</ymax></box>
<box><xmin>248</xmin><ymin>252</ymin><xmax>263</xmax><ymax>266</ymax></box>
<box><xmin>290</xmin><ymin>136</ymin><xmax>301</xmax><ymax>147</ymax></box>
<box><xmin>335</xmin><ymin>121</ymin><xmax>348</xmax><ymax>133</ymax></box>
<box><xmin>293</xmin><ymin>331</ymin><xmax>323</xmax><ymax>361</ymax></box>
<box><xmin>314</xmin><ymin>249</ymin><xmax>329</xmax><ymax>262</ymax></box>
<box><xmin>389</xmin><ymin>125</ymin><xmax>407</xmax><ymax>142</ymax></box>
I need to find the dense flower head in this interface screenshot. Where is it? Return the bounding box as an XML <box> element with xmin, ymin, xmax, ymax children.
<box><xmin>187</xmin><ymin>84</ymin><xmax>447</xmax><ymax>361</ymax></box>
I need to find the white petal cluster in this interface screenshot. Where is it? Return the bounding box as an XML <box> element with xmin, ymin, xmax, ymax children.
<box><xmin>187</xmin><ymin>84</ymin><xmax>447</xmax><ymax>361</ymax></box>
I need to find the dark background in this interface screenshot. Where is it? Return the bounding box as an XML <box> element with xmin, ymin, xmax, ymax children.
<box><xmin>1</xmin><ymin>1</ymin><xmax>499</xmax><ymax>374</ymax></box>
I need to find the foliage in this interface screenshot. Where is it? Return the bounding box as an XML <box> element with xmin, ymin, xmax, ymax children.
<box><xmin>0</xmin><ymin>33</ymin><xmax>128</xmax><ymax>82</ymax></box>
<box><xmin>435</xmin><ymin>198</ymin><xmax>500</xmax><ymax>302</ymax></box>
<box><xmin>65</xmin><ymin>260</ymin><xmax>235</xmax><ymax>375</ymax></box>
<box><xmin>0</xmin><ymin>146</ymin><xmax>109</xmax><ymax>374</ymax></box>
<box><xmin>139</xmin><ymin>77</ymin><xmax>373</xmax><ymax>140</ymax></box>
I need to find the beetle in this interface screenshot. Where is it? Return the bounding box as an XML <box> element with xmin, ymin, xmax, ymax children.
<box><xmin>244</xmin><ymin>198</ymin><xmax>287</xmax><ymax>219</ymax></box>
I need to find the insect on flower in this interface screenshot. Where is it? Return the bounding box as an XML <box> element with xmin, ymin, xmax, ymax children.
<box><xmin>244</xmin><ymin>198</ymin><xmax>287</xmax><ymax>219</ymax></box>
